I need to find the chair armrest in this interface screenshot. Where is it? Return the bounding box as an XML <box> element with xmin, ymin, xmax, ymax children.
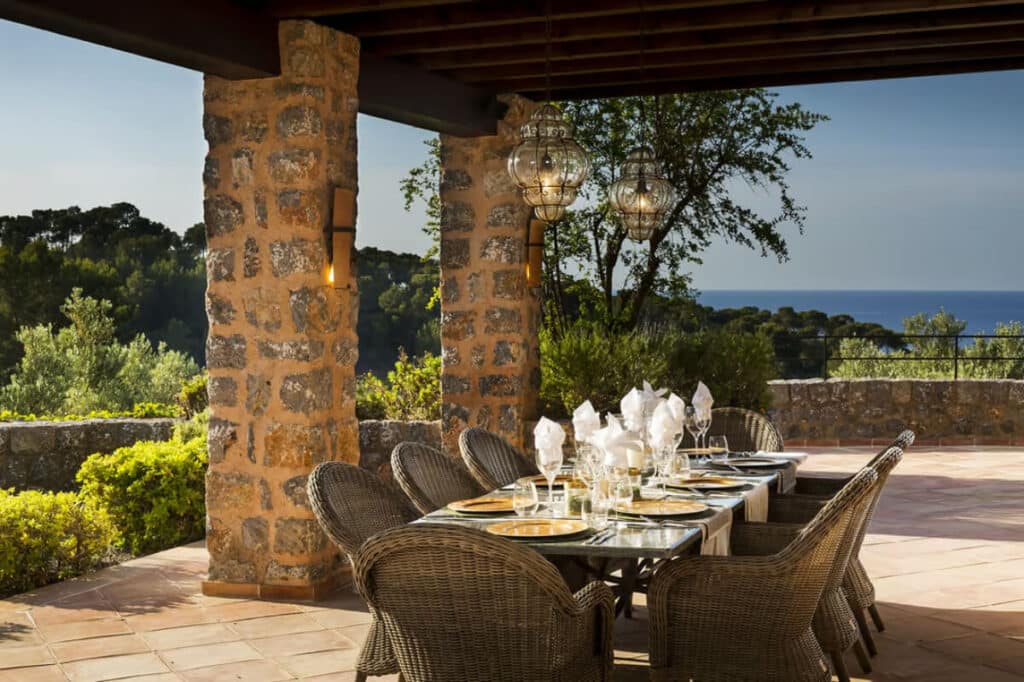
<box><xmin>572</xmin><ymin>580</ymin><xmax>616</xmax><ymax>671</ymax></box>
<box><xmin>768</xmin><ymin>495</ymin><xmax>827</xmax><ymax>524</ymax></box>
<box><xmin>793</xmin><ymin>474</ymin><xmax>849</xmax><ymax>496</ymax></box>
<box><xmin>730</xmin><ymin>521</ymin><xmax>803</xmax><ymax>556</ymax></box>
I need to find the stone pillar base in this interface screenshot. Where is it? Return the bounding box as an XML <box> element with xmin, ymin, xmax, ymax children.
<box><xmin>201</xmin><ymin>564</ymin><xmax>351</xmax><ymax>601</ymax></box>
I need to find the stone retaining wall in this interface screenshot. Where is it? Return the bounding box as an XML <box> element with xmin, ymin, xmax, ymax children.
<box><xmin>768</xmin><ymin>379</ymin><xmax>1024</xmax><ymax>445</ymax></box>
<box><xmin>0</xmin><ymin>419</ymin><xmax>176</xmax><ymax>491</ymax></box>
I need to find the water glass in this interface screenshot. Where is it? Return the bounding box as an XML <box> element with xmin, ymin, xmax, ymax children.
<box><xmin>581</xmin><ymin>487</ymin><xmax>611</xmax><ymax>531</ymax></box>
<box><xmin>708</xmin><ymin>435</ymin><xmax>729</xmax><ymax>464</ymax></box>
<box><xmin>512</xmin><ymin>478</ymin><xmax>539</xmax><ymax>517</ymax></box>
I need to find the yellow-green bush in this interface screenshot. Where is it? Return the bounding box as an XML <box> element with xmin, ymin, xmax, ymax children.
<box><xmin>77</xmin><ymin>433</ymin><xmax>207</xmax><ymax>556</ymax></box>
<box><xmin>356</xmin><ymin>350</ymin><xmax>441</xmax><ymax>420</ymax></box>
<box><xmin>0</xmin><ymin>489</ymin><xmax>117</xmax><ymax>596</ymax></box>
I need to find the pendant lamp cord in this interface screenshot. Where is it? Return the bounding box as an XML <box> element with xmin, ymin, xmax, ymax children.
<box><xmin>639</xmin><ymin>0</ymin><xmax>648</xmax><ymax>150</ymax></box>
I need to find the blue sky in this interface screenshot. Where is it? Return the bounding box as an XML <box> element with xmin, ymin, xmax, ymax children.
<box><xmin>1</xmin><ymin>19</ymin><xmax>1022</xmax><ymax>291</ymax></box>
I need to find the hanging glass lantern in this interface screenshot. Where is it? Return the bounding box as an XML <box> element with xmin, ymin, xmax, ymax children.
<box><xmin>609</xmin><ymin>146</ymin><xmax>675</xmax><ymax>242</ymax></box>
<box><xmin>507</xmin><ymin>103</ymin><xmax>590</xmax><ymax>223</ymax></box>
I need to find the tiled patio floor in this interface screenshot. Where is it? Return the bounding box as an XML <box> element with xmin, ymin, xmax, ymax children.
<box><xmin>1</xmin><ymin>446</ymin><xmax>1021</xmax><ymax>681</ymax></box>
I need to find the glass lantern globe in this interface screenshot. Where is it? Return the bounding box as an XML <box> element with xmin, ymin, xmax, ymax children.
<box><xmin>609</xmin><ymin>146</ymin><xmax>676</xmax><ymax>242</ymax></box>
<box><xmin>507</xmin><ymin>103</ymin><xmax>590</xmax><ymax>223</ymax></box>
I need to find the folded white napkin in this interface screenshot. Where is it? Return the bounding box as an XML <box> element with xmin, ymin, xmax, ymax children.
<box><xmin>533</xmin><ymin>417</ymin><xmax>565</xmax><ymax>466</ymax></box>
<box><xmin>620</xmin><ymin>388</ymin><xmax>646</xmax><ymax>433</ymax></box>
<box><xmin>641</xmin><ymin>380</ymin><xmax>668</xmax><ymax>413</ymax></box>
<box><xmin>743</xmin><ymin>480</ymin><xmax>770</xmax><ymax>522</ymax></box>
<box><xmin>648</xmin><ymin>400</ymin><xmax>680</xmax><ymax>450</ymax></box>
<box><xmin>591</xmin><ymin>414</ymin><xmax>642</xmax><ymax>470</ymax></box>
<box><xmin>572</xmin><ymin>400</ymin><xmax>601</xmax><ymax>443</ymax></box>
<box><xmin>666</xmin><ymin>392</ymin><xmax>687</xmax><ymax>425</ymax></box>
<box><xmin>692</xmin><ymin>381</ymin><xmax>714</xmax><ymax>419</ymax></box>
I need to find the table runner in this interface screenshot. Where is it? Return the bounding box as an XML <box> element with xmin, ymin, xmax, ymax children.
<box><xmin>742</xmin><ymin>480</ymin><xmax>770</xmax><ymax>522</ymax></box>
<box><xmin>695</xmin><ymin>505</ymin><xmax>732</xmax><ymax>556</ymax></box>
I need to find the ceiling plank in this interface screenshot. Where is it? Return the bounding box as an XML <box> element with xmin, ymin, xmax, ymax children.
<box><xmin>445</xmin><ymin>24</ymin><xmax>1024</xmax><ymax>83</ymax></box>
<box><xmin>0</xmin><ymin>0</ymin><xmax>280</xmax><ymax>78</ymax></box>
<box><xmin>508</xmin><ymin>41</ymin><xmax>1024</xmax><ymax>95</ymax></box>
<box><xmin>264</xmin><ymin>0</ymin><xmax>471</xmax><ymax>17</ymax></box>
<box><xmin>541</xmin><ymin>56</ymin><xmax>1024</xmax><ymax>99</ymax></box>
<box><xmin>413</xmin><ymin>4</ymin><xmax>1024</xmax><ymax>70</ymax></box>
<box><xmin>361</xmin><ymin>0</ymin><xmax>1024</xmax><ymax>55</ymax></box>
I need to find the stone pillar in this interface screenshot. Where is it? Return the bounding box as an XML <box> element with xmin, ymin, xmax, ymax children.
<box><xmin>439</xmin><ymin>96</ymin><xmax>542</xmax><ymax>454</ymax></box>
<box><xmin>201</xmin><ymin>20</ymin><xmax>360</xmax><ymax>600</ymax></box>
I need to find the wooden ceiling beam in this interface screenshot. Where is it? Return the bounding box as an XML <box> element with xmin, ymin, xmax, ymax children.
<box><xmin>413</xmin><ymin>4</ymin><xmax>1024</xmax><ymax>70</ymax></box>
<box><xmin>264</xmin><ymin>0</ymin><xmax>471</xmax><ymax>18</ymax></box>
<box><xmin>362</xmin><ymin>0</ymin><xmax>1024</xmax><ymax>55</ymax></box>
<box><xmin>542</xmin><ymin>56</ymin><xmax>1024</xmax><ymax>100</ymax></box>
<box><xmin>508</xmin><ymin>41</ymin><xmax>1024</xmax><ymax>95</ymax></box>
<box><xmin>318</xmin><ymin>0</ymin><xmax>749</xmax><ymax>36</ymax></box>
<box><xmin>445</xmin><ymin>24</ymin><xmax>1024</xmax><ymax>83</ymax></box>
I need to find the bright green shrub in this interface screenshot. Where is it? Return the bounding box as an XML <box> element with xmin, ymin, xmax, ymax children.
<box><xmin>177</xmin><ymin>372</ymin><xmax>209</xmax><ymax>419</ymax></box>
<box><xmin>0</xmin><ymin>489</ymin><xmax>116</xmax><ymax>596</ymax></box>
<box><xmin>540</xmin><ymin>322</ymin><xmax>776</xmax><ymax>416</ymax></box>
<box><xmin>77</xmin><ymin>434</ymin><xmax>207</xmax><ymax>556</ymax></box>
<box><xmin>0</xmin><ymin>402</ymin><xmax>180</xmax><ymax>422</ymax></box>
<box><xmin>356</xmin><ymin>350</ymin><xmax>441</xmax><ymax>420</ymax></box>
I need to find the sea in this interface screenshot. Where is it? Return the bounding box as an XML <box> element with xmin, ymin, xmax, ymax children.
<box><xmin>696</xmin><ymin>290</ymin><xmax>1024</xmax><ymax>335</ymax></box>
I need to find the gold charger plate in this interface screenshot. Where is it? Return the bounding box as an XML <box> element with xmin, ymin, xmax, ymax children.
<box><xmin>667</xmin><ymin>476</ymin><xmax>745</xmax><ymax>490</ymax></box>
<box><xmin>447</xmin><ymin>497</ymin><xmax>514</xmax><ymax>514</ymax></box>
<box><xmin>614</xmin><ymin>499</ymin><xmax>709</xmax><ymax>517</ymax></box>
<box><xmin>678</xmin><ymin>447</ymin><xmax>728</xmax><ymax>455</ymax></box>
<box><xmin>526</xmin><ymin>473</ymin><xmax>576</xmax><ymax>488</ymax></box>
<box><xmin>714</xmin><ymin>457</ymin><xmax>785</xmax><ymax>468</ymax></box>
<box><xmin>486</xmin><ymin>519</ymin><xmax>589</xmax><ymax>539</ymax></box>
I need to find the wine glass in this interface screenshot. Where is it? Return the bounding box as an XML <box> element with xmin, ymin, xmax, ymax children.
<box><xmin>536</xmin><ymin>448</ymin><xmax>563</xmax><ymax>516</ymax></box>
<box><xmin>708</xmin><ymin>435</ymin><xmax>729</xmax><ymax>464</ymax></box>
<box><xmin>697</xmin><ymin>410</ymin><xmax>712</xmax><ymax>450</ymax></box>
<box><xmin>683</xmin><ymin>406</ymin><xmax>703</xmax><ymax>461</ymax></box>
<box><xmin>512</xmin><ymin>478</ymin><xmax>539</xmax><ymax>517</ymax></box>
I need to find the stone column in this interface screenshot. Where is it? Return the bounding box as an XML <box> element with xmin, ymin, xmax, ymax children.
<box><xmin>439</xmin><ymin>96</ymin><xmax>542</xmax><ymax>454</ymax></box>
<box><xmin>202</xmin><ymin>20</ymin><xmax>359</xmax><ymax>599</ymax></box>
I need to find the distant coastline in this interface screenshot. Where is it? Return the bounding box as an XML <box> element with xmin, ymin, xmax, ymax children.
<box><xmin>697</xmin><ymin>290</ymin><xmax>1024</xmax><ymax>335</ymax></box>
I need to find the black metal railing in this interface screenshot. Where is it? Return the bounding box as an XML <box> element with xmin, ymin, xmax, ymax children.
<box><xmin>784</xmin><ymin>334</ymin><xmax>1024</xmax><ymax>380</ymax></box>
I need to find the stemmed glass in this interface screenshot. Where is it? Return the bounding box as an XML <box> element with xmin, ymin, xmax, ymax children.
<box><xmin>684</xmin><ymin>405</ymin><xmax>702</xmax><ymax>452</ymax></box>
<box><xmin>536</xmin><ymin>448</ymin><xmax>563</xmax><ymax>516</ymax></box>
<box><xmin>697</xmin><ymin>410</ymin><xmax>712</xmax><ymax>450</ymax></box>
<box><xmin>513</xmin><ymin>478</ymin><xmax>539</xmax><ymax>517</ymax></box>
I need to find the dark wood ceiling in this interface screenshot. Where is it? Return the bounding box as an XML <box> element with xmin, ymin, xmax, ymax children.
<box><xmin>3</xmin><ymin>0</ymin><xmax>1024</xmax><ymax>134</ymax></box>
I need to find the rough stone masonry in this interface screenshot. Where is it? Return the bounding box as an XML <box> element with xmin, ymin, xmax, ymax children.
<box><xmin>202</xmin><ymin>20</ymin><xmax>359</xmax><ymax>597</ymax></box>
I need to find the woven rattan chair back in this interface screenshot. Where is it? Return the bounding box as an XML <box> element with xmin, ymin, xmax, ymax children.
<box><xmin>458</xmin><ymin>427</ymin><xmax>540</xmax><ymax>490</ymax></box>
<box><xmin>391</xmin><ymin>441</ymin><xmax>484</xmax><ymax>514</ymax></box>
<box><xmin>894</xmin><ymin>429</ymin><xmax>916</xmax><ymax>449</ymax></box>
<box><xmin>649</xmin><ymin>467</ymin><xmax>877</xmax><ymax>682</ymax></box>
<box><xmin>708</xmin><ymin>406</ymin><xmax>784</xmax><ymax>452</ymax></box>
<box><xmin>850</xmin><ymin>446</ymin><xmax>903</xmax><ymax>564</ymax></box>
<box><xmin>307</xmin><ymin>461</ymin><xmax>418</xmax><ymax>557</ymax></box>
<box><xmin>356</xmin><ymin>524</ymin><xmax>613</xmax><ymax>682</ymax></box>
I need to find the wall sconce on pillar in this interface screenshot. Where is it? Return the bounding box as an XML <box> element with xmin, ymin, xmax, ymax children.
<box><xmin>526</xmin><ymin>217</ymin><xmax>545</xmax><ymax>288</ymax></box>
<box><xmin>326</xmin><ymin>188</ymin><xmax>355</xmax><ymax>289</ymax></box>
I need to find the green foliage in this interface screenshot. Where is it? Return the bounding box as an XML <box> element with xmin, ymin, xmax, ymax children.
<box><xmin>356</xmin><ymin>350</ymin><xmax>441</xmax><ymax>421</ymax></box>
<box><xmin>0</xmin><ymin>403</ymin><xmax>180</xmax><ymax>422</ymax></box>
<box><xmin>0</xmin><ymin>489</ymin><xmax>116</xmax><ymax>596</ymax></box>
<box><xmin>0</xmin><ymin>289</ymin><xmax>200</xmax><ymax>414</ymax></box>
<box><xmin>832</xmin><ymin>311</ymin><xmax>1024</xmax><ymax>379</ymax></box>
<box><xmin>177</xmin><ymin>372</ymin><xmax>209</xmax><ymax>419</ymax></box>
<box><xmin>76</xmin><ymin>431</ymin><xmax>208</xmax><ymax>556</ymax></box>
<box><xmin>356</xmin><ymin>247</ymin><xmax>440</xmax><ymax>374</ymax></box>
<box><xmin>540</xmin><ymin>321</ymin><xmax>776</xmax><ymax>417</ymax></box>
<box><xmin>0</xmin><ymin>203</ymin><xmax>207</xmax><ymax>379</ymax></box>
<box><xmin>172</xmin><ymin>409</ymin><xmax>210</xmax><ymax>443</ymax></box>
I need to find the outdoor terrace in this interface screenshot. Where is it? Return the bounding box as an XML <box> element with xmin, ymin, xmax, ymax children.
<box><xmin>2</xmin><ymin>445</ymin><xmax>1021</xmax><ymax>681</ymax></box>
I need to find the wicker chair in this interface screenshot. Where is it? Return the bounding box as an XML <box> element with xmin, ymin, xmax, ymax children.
<box><xmin>648</xmin><ymin>467</ymin><xmax>879</xmax><ymax>682</ymax></box>
<box><xmin>707</xmin><ymin>406</ymin><xmax>785</xmax><ymax>452</ymax></box>
<box><xmin>768</xmin><ymin>447</ymin><xmax>904</xmax><ymax>670</ymax></box>
<box><xmin>354</xmin><ymin>524</ymin><xmax>615</xmax><ymax>682</ymax></box>
<box><xmin>458</xmin><ymin>427</ymin><xmax>540</xmax><ymax>490</ymax></box>
<box><xmin>307</xmin><ymin>462</ymin><xmax>419</xmax><ymax>681</ymax></box>
<box><xmin>391</xmin><ymin>441</ymin><xmax>484</xmax><ymax>515</ymax></box>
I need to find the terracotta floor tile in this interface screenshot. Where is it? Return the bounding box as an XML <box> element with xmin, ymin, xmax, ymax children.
<box><xmin>161</xmin><ymin>641</ymin><xmax>261</xmax><ymax>672</ymax></box>
<box><xmin>36</xmin><ymin>618</ymin><xmax>133</xmax><ymax>643</ymax></box>
<box><xmin>228</xmin><ymin>613</ymin><xmax>323</xmax><ymax>640</ymax></box>
<box><xmin>0</xmin><ymin>644</ymin><xmax>56</xmax><ymax>669</ymax></box>
<box><xmin>177</xmin><ymin>659</ymin><xmax>291</xmax><ymax>681</ymax></box>
<box><xmin>207</xmin><ymin>601</ymin><xmax>301</xmax><ymax>624</ymax></box>
<box><xmin>111</xmin><ymin>675</ymin><xmax>180</xmax><ymax>682</ymax></box>
<box><xmin>305</xmin><ymin>608</ymin><xmax>371</xmax><ymax>629</ymax></box>
<box><xmin>276</xmin><ymin>649</ymin><xmax>359</xmax><ymax>678</ymax></box>
<box><xmin>30</xmin><ymin>596</ymin><xmax>119</xmax><ymax>626</ymax></box>
<box><xmin>929</xmin><ymin>600</ymin><xmax>1024</xmax><ymax>637</ymax></box>
<box><xmin>248</xmin><ymin>629</ymin><xmax>356</xmax><ymax>658</ymax></box>
<box><xmin>124</xmin><ymin>608</ymin><xmax>217</xmax><ymax>632</ymax></box>
<box><xmin>988</xmin><ymin>655</ymin><xmax>1024</xmax><ymax>677</ymax></box>
<box><xmin>51</xmin><ymin>632</ymin><xmax>150</xmax><ymax>662</ymax></box>
<box><xmin>0</xmin><ymin>665</ymin><xmax>68</xmax><ymax>682</ymax></box>
<box><xmin>921</xmin><ymin>632</ymin><xmax>1024</xmax><ymax>663</ymax></box>
<box><xmin>142</xmin><ymin>623</ymin><xmax>239</xmax><ymax>651</ymax></box>
<box><xmin>0</xmin><ymin>611</ymin><xmax>44</xmax><ymax>648</ymax></box>
<box><xmin>63</xmin><ymin>652</ymin><xmax>170</xmax><ymax>682</ymax></box>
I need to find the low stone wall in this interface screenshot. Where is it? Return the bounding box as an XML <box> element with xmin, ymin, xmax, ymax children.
<box><xmin>358</xmin><ymin>419</ymin><xmax>442</xmax><ymax>480</ymax></box>
<box><xmin>0</xmin><ymin>419</ymin><xmax>176</xmax><ymax>491</ymax></box>
<box><xmin>768</xmin><ymin>379</ymin><xmax>1024</xmax><ymax>445</ymax></box>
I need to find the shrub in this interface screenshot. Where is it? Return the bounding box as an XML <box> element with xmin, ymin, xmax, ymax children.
<box><xmin>77</xmin><ymin>432</ymin><xmax>207</xmax><ymax>556</ymax></box>
<box><xmin>0</xmin><ymin>402</ymin><xmax>179</xmax><ymax>422</ymax></box>
<box><xmin>356</xmin><ymin>350</ymin><xmax>441</xmax><ymax>420</ymax></box>
<box><xmin>540</xmin><ymin>321</ymin><xmax>776</xmax><ymax>416</ymax></box>
<box><xmin>177</xmin><ymin>372</ymin><xmax>209</xmax><ymax>418</ymax></box>
<box><xmin>0</xmin><ymin>489</ymin><xmax>116</xmax><ymax>596</ymax></box>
